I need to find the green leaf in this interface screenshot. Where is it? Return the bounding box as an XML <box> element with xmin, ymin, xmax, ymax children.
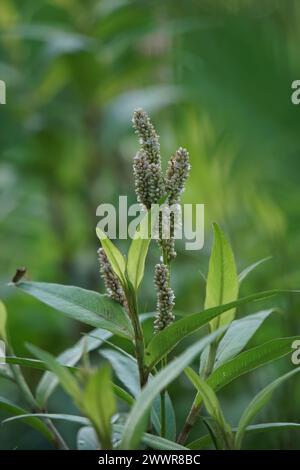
<box><xmin>81</xmin><ymin>364</ymin><xmax>116</xmax><ymax>449</ymax></box>
<box><xmin>3</xmin><ymin>413</ymin><xmax>89</xmax><ymax>426</ymax></box>
<box><xmin>100</xmin><ymin>348</ymin><xmax>176</xmax><ymax>440</ymax></box>
<box><xmin>208</xmin><ymin>336</ymin><xmax>300</xmax><ymax>394</ymax></box>
<box><xmin>238</xmin><ymin>256</ymin><xmax>272</xmax><ymax>284</ymax></box>
<box><xmin>214</xmin><ymin>309</ymin><xmax>275</xmax><ymax>368</ymax></box>
<box><xmin>187</xmin><ymin>422</ymin><xmax>300</xmax><ymax>450</ymax></box>
<box><xmin>14</xmin><ymin>281</ymin><xmax>133</xmax><ymax>339</ymax></box>
<box><xmin>28</xmin><ymin>344</ymin><xmax>81</xmax><ymax>401</ymax></box>
<box><xmin>235</xmin><ymin>366</ymin><xmax>300</xmax><ymax>448</ymax></box>
<box><xmin>0</xmin><ymin>397</ymin><xmax>54</xmax><ymax>443</ymax></box>
<box><xmin>205</xmin><ymin>223</ymin><xmax>238</xmax><ymax>330</ymax></box>
<box><xmin>120</xmin><ymin>329</ymin><xmax>223</xmax><ymax>450</ymax></box>
<box><xmin>36</xmin><ymin>328</ymin><xmax>112</xmax><ymax>407</ymax></box>
<box><xmin>96</xmin><ymin>228</ymin><xmax>127</xmax><ymax>286</ymax></box>
<box><xmin>0</xmin><ymin>355</ymin><xmax>50</xmax><ymax>371</ymax></box>
<box><xmin>112</xmin><ymin>383</ymin><xmax>134</xmax><ymax>405</ymax></box>
<box><xmin>127</xmin><ymin>227</ymin><xmax>150</xmax><ymax>291</ymax></box>
<box><xmin>193</xmin><ymin>337</ymin><xmax>300</xmax><ymax>411</ymax></box>
<box><xmin>0</xmin><ymin>300</ymin><xmax>7</xmax><ymax>341</ymax></box>
<box><xmin>77</xmin><ymin>426</ymin><xmax>99</xmax><ymax>450</ymax></box>
<box><xmin>113</xmin><ymin>424</ymin><xmax>186</xmax><ymax>450</ymax></box>
<box><xmin>185</xmin><ymin>367</ymin><xmax>234</xmax><ymax>449</ymax></box>
<box><xmin>145</xmin><ymin>289</ymin><xmax>289</xmax><ymax>370</ymax></box>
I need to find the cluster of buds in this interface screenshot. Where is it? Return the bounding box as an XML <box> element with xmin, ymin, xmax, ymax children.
<box><xmin>131</xmin><ymin>108</ymin><xmax>190</xmax><ymax>331</ymax></box>
<box><xmin>132</xmin><ymin>108</ymin><xmax>164</xmax><ymax>209</ymax></box>
<box><xmin>153</xmin><ymin>263</ymin><xmax>175</xmax><ymax>333</ymax></box>
<box><xmin>166</xmin><ymin>147</ymin><xmax>190</xmax><ymax>205</ymax></box>
<box><xmin>98</xmin><ymin>248</ymin><xmax>127</xmax><ymax>307</ymax></box>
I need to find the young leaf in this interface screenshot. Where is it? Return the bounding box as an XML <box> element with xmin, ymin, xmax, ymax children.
<box><xmin>185</xmin><ymin>367</ymin><xmax>234</xmax><ymax>449</ymax></box>
<box><xmin>14</xmin><ymin>281</ymin><xmax>133</xmax><ymax>339</ymax></box>
<box><xmin>127</xmin><ymin>232</ymin><xmax>150</xmax><ymax>291</ymax></box>
<box><xmin>120</xmin><ymin>329</ymin><xmax>223</xmax><ymax>450</ymax></box>
<box><xmin>28</xmin><ymin>344</ymin><xmax>81</xmax><ymax>401</ymax></box>
<box><xmin>0</xmin><ymin>300</ymin><xmax>7</xmax><ymax>341</ymax></box>
<box><xmin>0</xmin><ymin>397</ymin><xmax>54</xmax><ymax>443</ymax></box>
<box><xmin>96</xmin><ymin>228</ymin><xmax>127</xmax><ymax>286</ymax></box>
<box><xmin>36</xmin><ymin>328</ymin><xmax>112</xmax><ymax>407</ymax></box>
<box><xmin>145</xmin><ymin>289</ymin><xmax>289</xmax><ymax>370</ymax></box>
<box><xmin>214</xmin><ymin>309</ymin><xmax>276</xmax><ymax>368</ymax></box>
<box><xmin>235</xmin><ymin>366</ymin><xmax>300</xmax><ymax>448</ymax></box>
<box><xmin>81</xmin><ymin>364</ymin><xmax>116</xmax><ymax>450</ymax></box>
<box><xmin>238</xmin><ymin>256</ymin><xmax>272</xmax><ymax>285</ymax></box>
<box><xmin>205</xmin><ymin>223</ymin><xmax>238</xmax><ymax>330</ymax></box>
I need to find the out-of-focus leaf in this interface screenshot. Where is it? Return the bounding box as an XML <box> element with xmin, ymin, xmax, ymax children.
<box><xmin>235</xmin><ymin>367</ymin><xmax>300</xmax><ymax>448</ymax></box>
<box><xmin>187</xmin><ymin>422</ymin><xmax>300</xmax><ymax>450</ymax></box>
<box><xmin>205</xmin><ymin>223</ymin><xmax>238</xmax><ymax>330</ymax></box>
<box><xmin>0</xmin><ymin>397</ymin><xmax>54</xmax><ymax>443</ymax></box>
<box><xmin>238</xmin><ymin>257</ymin><xmax>272</xmax><ymax>285</ymax></box>
<box><xmin>82</xmin><ymin>364</ymin><xmax>116</xmax><ymax>449</ymax></box>
<box><xmin>36</xmin><ymin>328</ymin><xmax>112</xmax><ymax>407</ymax></box>
<box><xmin>120</xmin><ymin>329</ymin><xmax>223</xmax><ymax>449</ymax></box>
<box><xmin>77</xmin><ymin>426</ymin><xmax>99</xmax><ymax>450</ymax></box>
<box><xmin>28</xmin><ymin>344</ymin><xmax>81</xmax><ymax>401</ymax></box>
<box><xmin>99</xmin><ymin>348</ymin><xmax>176</xmax><ymax>440</ymax></box>
<box><xmin>0</xmin><ymin>300</ymin><xmax>7</xmax><ymax>341</ymax></box>
<box><xmin>14</xmin><ymin>281</ymin><xmax>133</xmax><ymax>339</ymax></box>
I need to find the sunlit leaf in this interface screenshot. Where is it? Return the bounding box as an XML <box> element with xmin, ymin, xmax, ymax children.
<box><xmin>205</xmin><ymin>223</ymin><xmax>238</xmax><ymax>330</ymax></box>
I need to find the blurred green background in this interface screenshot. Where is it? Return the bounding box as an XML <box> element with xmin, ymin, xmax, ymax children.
<box><xmin>0</xmin><ymin>0</ymin><xmax>300</xmax><ymax>449</ymax></box>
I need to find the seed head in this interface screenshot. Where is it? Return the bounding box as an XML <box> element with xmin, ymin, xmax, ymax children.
<box><xmin>166</xmin><ymin>147</ymin><xmax>190</xmax><ymax>204</ymax></box>
<box><xmin>133</xmin><ymin>150</ymin><xmax>165</xmax><ymax>209</ymax></box>
<box><xmin>153</xmin><ymin>263</ymin><xmax>175</xmax><ymax>333</ymax></box>
<box><xmin>132</xmin><ymin>108</ymin><xmax>161</xmax><ymax>165</ymax></box>
<box><xmin>98</xmin><ymin>248</ymin><xmax>126</xmax><ymax>307</ymax></box>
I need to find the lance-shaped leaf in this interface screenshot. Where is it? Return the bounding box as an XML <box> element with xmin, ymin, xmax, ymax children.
<box><xmin>205</xmin><ymin>223</ymin><xmax>238</xmax><ymax>331</ymax></box>
<box><xmin>235</xmin><ymin>366</ymin><xmax>300</xmax><ymax>448</ymax></box>
<box><xmin>145</xmin><ymin>289</ymin><xmax>291</xmax><ymax>370</ymax></box>
<box><xmin>36</xmin><ymin>328</ymin><xmax>112</xmax><ymax>407</ymax></box>
<box><xmin>0</xmin><ymin>397</ymin><xmax>54</xmax><ymax>443</ymax></box>
<box><xmin>14</xmin><ymin>281</ymin><xmax>133</xmax><ymax>339</ymax></box>
<box><xmin>81</xmin><ymin>364</ymin><xmax>116</xmax><ymax>450</ymax></box>
<box><xmin>238</xmin><ymin>256</ymin><xmax>272</xmax><ymax>285</ymax></box>
<box><xmin>96</xmin><ymin>228</ymin><xmax>126</xmax><ymax>286</ymax></box>
<box><xmin>192</xmin><ymin>336</ymin><xmax>300</xmax><ymax>410</ymax></box>
<box><xmin>185</xmin><ymin>367</ymin><xmax>234</xmax><ymax>449</ymax></box>
<box><xmin>120</xmin><ymin>329</ymin><xmax>223</xmax><ymax>450</ymax></box>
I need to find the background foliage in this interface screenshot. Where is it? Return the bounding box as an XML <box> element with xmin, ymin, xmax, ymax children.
<box><xmin>0</xmin><ymin>0</ymin><xmax>299</xmax><ymax>449</ymax></box>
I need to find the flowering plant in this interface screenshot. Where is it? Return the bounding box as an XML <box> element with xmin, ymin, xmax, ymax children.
<box><xmin>1</xmin><ymin>110</ymin><xmax>300</xmax><ymax>450</ymax></box>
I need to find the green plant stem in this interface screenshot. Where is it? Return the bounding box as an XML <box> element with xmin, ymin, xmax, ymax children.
<box><xmin>177</xmin><ymin>338</ymin><xmax>218</xmax><ymax>445</ymax></box>
<box><xmin>7</xmin><ymin>345</ymin><xmax>69</xmax><ymax>450</ymax></box>
<box><xmin>126</xmin><ymin>288</ymin><xmax>147</xmax><ymax>388</ymax></box>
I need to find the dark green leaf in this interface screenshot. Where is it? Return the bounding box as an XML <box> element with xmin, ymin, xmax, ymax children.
<box><xmin>14</xmin><ymin>281</ymin><xmax>133</xmax><ymax>339</ymax></box>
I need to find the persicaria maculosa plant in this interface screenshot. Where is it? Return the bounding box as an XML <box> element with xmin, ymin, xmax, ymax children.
<box><xmin>1</xmin><ymin>109</ymin><xmax>300</xmax><ymax>450</ymax></box>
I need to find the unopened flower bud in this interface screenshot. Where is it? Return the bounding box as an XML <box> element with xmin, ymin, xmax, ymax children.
<box><xmin>98</xmin><ymin>248</ymin><xmax>126</xmax><ymax>307</ymax></box>
<box><xmin>153</xmin><ymin>263</ymin><xmax>175</xmax><ymax>333</ymax></box>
